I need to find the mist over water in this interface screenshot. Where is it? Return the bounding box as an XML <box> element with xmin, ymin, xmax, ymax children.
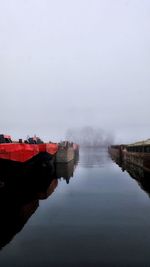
<box><xmin>66</xmin><ymin>126</ymin><xmax>115</xmax><ymax>147</ymax></box>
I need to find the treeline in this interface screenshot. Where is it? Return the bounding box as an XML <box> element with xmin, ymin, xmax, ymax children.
<box><xmin>66</xmin><ymin>126</ymin><xmax>114</xmax><ymax>147</ymax></box>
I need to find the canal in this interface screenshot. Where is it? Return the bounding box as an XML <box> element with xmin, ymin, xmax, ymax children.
<box><xmin>0</xmin><ymin>148</ymin><xmax>150</xmax><ymax>267</ymax></box>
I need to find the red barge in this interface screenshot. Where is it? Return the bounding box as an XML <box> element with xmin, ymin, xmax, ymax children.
<box><xmin>0</xmin><ymin>135</ymin><xmax>58</xmax><ymax>168</ymax></box>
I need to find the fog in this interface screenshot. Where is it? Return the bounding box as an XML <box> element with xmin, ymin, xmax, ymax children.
<box><xmin>66</xmin><ymin>126</ymin><xmax>114</xmax><ymax>147</ymax></box>
<box><xmin>0</xmin><ymin>0</ymin><xmax>150</xmax><ymax>143</ymax></box>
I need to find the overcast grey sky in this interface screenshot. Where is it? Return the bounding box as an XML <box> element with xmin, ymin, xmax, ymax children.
<box><xmin>0</xmin><ymin>0</ymin><xmax>150</xmax><ymax>142</ymax></box>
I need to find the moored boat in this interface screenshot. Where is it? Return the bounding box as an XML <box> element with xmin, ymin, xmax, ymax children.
<box><xmin>55</xmin><ymin>141</ymin><xmax>75</xmax><ymax>163</ymax></box>
<box><xmin>124</xmin><ymin>140</ymin><xmax>150</xmax><ymax>171</ymax></box>
<box><xmin>108</xmin><ymin>144</ymin><xmax>126</xmax><ymax>162</ymax></box>
<box><xmin>0</xmin><ymin>134</ymin><xmax>58</xmax><ymax>167</ymax></box>
<box><xmin>108</xmin><ymin>139</ymin><xmax>150</xmax><ymax>172</ymax></box>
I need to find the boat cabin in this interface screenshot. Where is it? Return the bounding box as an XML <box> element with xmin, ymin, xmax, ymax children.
<box><xmin>127</xmin><ymin>140</ymin><xmax>150</xmax><ymax>153</ymax></box>
<box><xmin>0</xmin><ymin>135</ymin><xmax>12</xmax><ymax>143</ymax></box>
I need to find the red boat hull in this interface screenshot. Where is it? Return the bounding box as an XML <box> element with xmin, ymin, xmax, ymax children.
<box><xmin>0</xmin><ymin>143</ymin><xmax>58</xmax><ymax>163</ymax></box>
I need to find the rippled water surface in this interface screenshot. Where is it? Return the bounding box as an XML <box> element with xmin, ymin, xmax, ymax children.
<box><xmin>1</xmin><ymin>148</ymin><xmax>150</xmax><ymax>267</ymax></box>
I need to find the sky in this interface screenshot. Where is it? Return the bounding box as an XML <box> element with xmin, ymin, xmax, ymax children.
<box><xmin>0</xmin><ymin>0</ymin><xmax>150</xmax><ymax>143</ymax></box>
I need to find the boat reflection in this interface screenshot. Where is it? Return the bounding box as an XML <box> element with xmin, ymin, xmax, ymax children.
<box><xmin>112</xmin><ymin>156</ymin><xmax>150</xmax><ymax>197</ymax></box>
<box><xmin>55</xmin><ymin>160</ymin><xmax>76</xmax><ymax>184</ymax></box>
<box><xmin>0</xmin><ymin>159</ymin><xmax>78</xmax><ymax>250</ymax></box>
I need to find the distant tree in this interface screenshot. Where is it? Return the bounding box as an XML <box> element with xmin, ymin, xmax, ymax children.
<box><xmin>66</xmin><ymin>126</ymin><xmax>114</xmax><ymax>147</ymax></box>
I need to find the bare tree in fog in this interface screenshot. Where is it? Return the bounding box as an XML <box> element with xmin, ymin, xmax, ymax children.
<box><xmin>66</xmin><ymin>126</ymin><xmax>114</xmax><ymax>147</ymax></box>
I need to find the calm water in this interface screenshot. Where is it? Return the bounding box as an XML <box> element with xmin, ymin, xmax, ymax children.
<box><xmin>1</xmin><ymin>148</ymin><xmax>150</xmax><ymax>267</ymax></box>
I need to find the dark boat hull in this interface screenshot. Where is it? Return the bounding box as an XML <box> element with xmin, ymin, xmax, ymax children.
<box><xmin>0</xmin><ymin>152</ymin><xmax>55</xmax><ymax>185</ymax></box>
<box><xmin>0</xmin><ymin>151</ymin><xmax>54</xmax><ymax>168</ymax></box>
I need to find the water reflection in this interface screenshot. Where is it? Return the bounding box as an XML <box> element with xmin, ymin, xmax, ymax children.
<box><xmin>79</xmin><ymin>147</ymin><xmax>110</xmax><ymax>168</ymax></box>
<box><xmin>55</xmin><ymin>161</ymin><xmax>75</xmax><ymax>184</ymax></box>
<box><xmin>111</xmin><ymin>155</ymin><xmax>150</xmax><ymax>197</ymax></box>
<box><xmin>0</xmin><ymin>158</ymin><xmax>78</xmax><ymax>250</ymax></box>
<box><xmin>1</xmin><ymin>150</ymin><xmax>150</xmax><ymax>267</ymax></box>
